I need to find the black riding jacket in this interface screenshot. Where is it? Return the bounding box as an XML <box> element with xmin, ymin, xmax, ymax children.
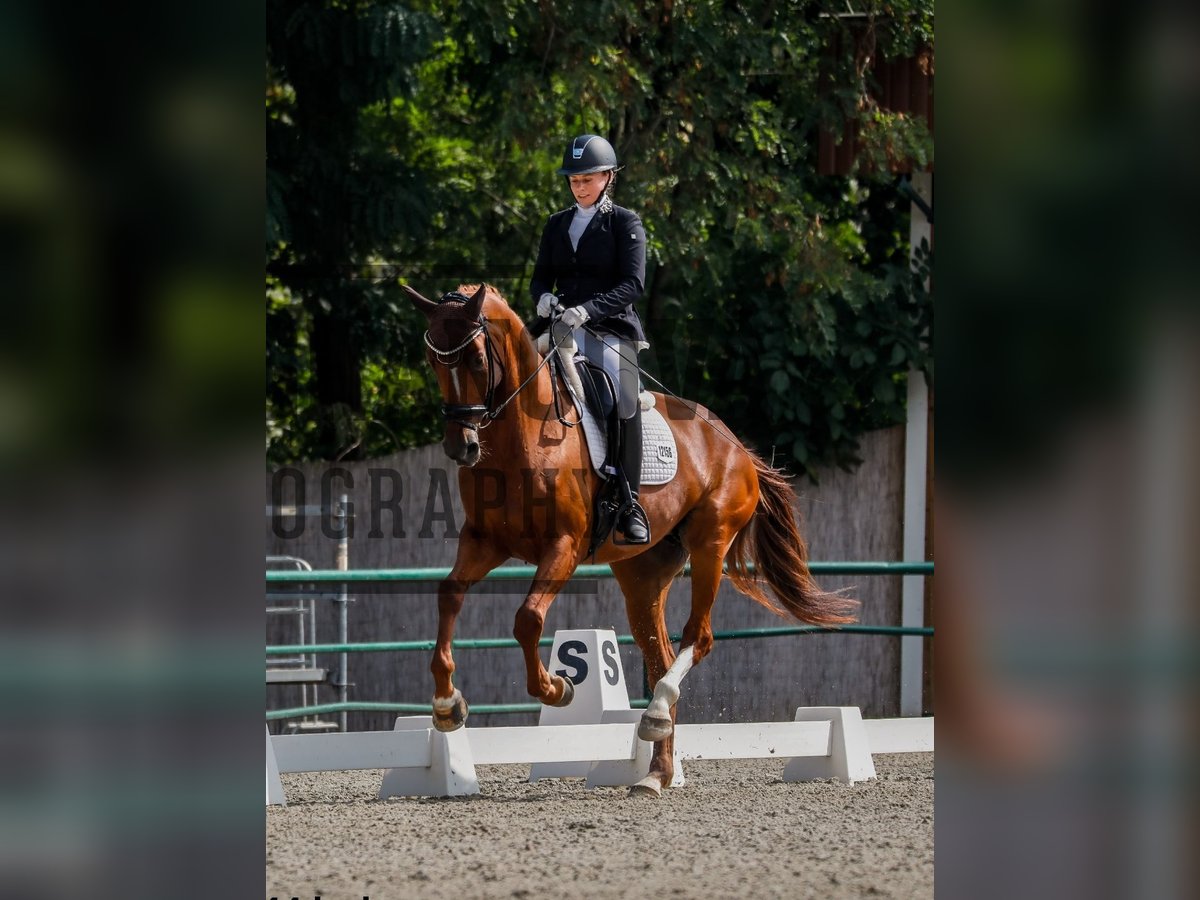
<box><xmin>529</xmin><ymin>203</ymin><xmax>647</xmax><ymax>343</ymax></box>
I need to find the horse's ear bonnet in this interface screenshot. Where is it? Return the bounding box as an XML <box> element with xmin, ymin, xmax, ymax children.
<box><xmin>438</xmin><ymin>284</ymin><xmax>487</xmax><ymax>321</ymax></box>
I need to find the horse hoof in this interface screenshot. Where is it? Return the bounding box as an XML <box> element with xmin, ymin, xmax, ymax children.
<box><xmin>637</xmin><ymin>713</ymin><xmax>673</xmax><ymax>742</ymax></box>
<box><xmin>432</xmin><ymin>691</ymin><xmax>468</xmax><ymax>732</ymax></box>
<box><xmin>628</xmin><ymin>776</ymin><xmax>663</xmax><ymax>798</ymax></box>
<box><xmin>549</xmin><ymin>675</ymin><xmax>575</xmax><ymax>707</ymax></box>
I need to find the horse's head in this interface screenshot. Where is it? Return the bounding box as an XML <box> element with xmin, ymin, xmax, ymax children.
<box><xmin>404</xmin><ymin>282</ymin><xmax>497</xmax><ymax>467</ymax></box>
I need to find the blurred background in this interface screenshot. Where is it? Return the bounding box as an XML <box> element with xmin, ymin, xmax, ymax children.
<box><xmin>936</xmin><ymin>1</ymin><xmax>1199</xmax><ymax>897</ymax></box>
<box><xmin>1</xmin><ymin>0</ymin><xmax>1198</xmax><ymax>898</ymax></box>
<box><xmin>0</xmin><ymin>2</ymin><xmax>264</xmax><ymax>899</ymax></box>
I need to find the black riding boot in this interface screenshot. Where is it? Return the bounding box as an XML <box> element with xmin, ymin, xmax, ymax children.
<box><xmin>617</xmin><ymin>410</ymin><xmax>650</xmax><ymax>544</ymax></box>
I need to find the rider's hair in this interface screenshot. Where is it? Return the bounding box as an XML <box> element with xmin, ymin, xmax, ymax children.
<box><xmin>598</xmin><ymin>171</ymin><xmax>616</xmax><ymax>214</ymax></box>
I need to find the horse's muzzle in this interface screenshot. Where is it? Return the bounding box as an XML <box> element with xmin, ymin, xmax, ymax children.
<box><xmin>457</xmin><ymin>441</ymin><xmax>481</xmax><ymax>467</ymax></box>
<box><xmin>443</xmin><ymin>429</ymin><xmax>481</xmax><ymax>467</ymax></box>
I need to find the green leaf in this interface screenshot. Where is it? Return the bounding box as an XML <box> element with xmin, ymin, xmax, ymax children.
<box><xmin>770</xmin><ymin>370</ymin><xmax>790</xmax><ymax>394</ymax></box>
<box><xmin>875</xmin><ymin>376</ymin><xmax>897</xmax><ymax>405</ymax></box>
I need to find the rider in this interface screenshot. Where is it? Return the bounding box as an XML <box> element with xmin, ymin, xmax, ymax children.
<box><xmin>529</xmin><ymin>133</ymin><xmax>650</xmax><ymax>544</ymax></box>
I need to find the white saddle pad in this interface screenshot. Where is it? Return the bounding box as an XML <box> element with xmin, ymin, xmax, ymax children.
<box><xmin>573</xmin><ymin>394</ymin><xmax>679</xmax><ymax>485</ymax></box>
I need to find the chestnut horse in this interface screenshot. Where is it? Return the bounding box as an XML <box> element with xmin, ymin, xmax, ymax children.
<box><xmin>404</xmin><ymin>282</ymin><xmax>856</xmax><ymax>795</ymax></box>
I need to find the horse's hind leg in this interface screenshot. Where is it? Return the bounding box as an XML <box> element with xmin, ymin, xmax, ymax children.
<box><xmin>611</xmin><ymin>538</ymin><xmax>689</xmax><ymax>795</ymax></box>
<box><xmin>639</xmin><ymin>499</ymin><xmax>756</xmax><ymax>742</ymax></box>
<box><xmin>431</xmin><ymin>528</ymin><xmax>506</xmax><ymax>732</ymax></box>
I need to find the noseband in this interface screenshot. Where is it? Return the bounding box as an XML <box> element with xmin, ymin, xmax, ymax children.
<box><xmin>423</xmin><ymin>292</ymin><xmax>504</xmax><ymax>431</ymax></box>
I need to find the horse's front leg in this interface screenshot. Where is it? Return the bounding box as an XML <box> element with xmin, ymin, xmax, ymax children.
<box><xmin>431</xmin><ymin>528</ymin><xmax>506</xmax><ymax>732</ymax></box>
<box><xmin>513</xmin><ymin>537</ymin><xmax>580</xmax><ymax>707</ymax></box>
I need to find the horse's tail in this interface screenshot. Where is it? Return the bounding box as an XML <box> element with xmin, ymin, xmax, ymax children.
<box><xmin>726</xmin><ymin>451</ymin><xmax>859</xmax><ymax>625</ymax></box>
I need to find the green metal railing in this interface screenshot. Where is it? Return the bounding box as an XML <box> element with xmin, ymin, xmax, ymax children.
<box><xmin>265</xmin><ymin>561</ymin><xmax>933</xmax><ymax>584</ymax></box>
<box><xmin>266</xmin><ymin>561</ymin><xmax>933</xmax><ymax>721</ymax></box>
<box><xmin>266</xmin><ymin>624</ymin><xmax>933</xmax><ymax>658</ymax></box>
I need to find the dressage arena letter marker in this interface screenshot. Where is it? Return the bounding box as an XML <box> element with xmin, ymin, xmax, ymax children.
<box><xmin>555</xmin><ymin>640</ymin><xmax>589</xmax><ymax>685</ymax></box>
<box><xmin>530</xmin><ymin>629</ymin><xmax>634</xmax><ymax>782</ymax></box>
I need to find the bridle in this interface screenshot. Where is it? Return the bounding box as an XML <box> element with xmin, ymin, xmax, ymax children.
<box><xmin>422</xmin><ymin>292</ymin><xmax>504</xmax><ymax>431</ymax></box>
<box><xmin>423</xmin><ymin>291</ymin><xmax>555</xmax><ymax>432</ymax></box>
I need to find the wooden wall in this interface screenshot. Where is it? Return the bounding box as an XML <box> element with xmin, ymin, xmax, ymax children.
<box><xmin>266</xmin><ymin>426</ymin><xmax>905</xmax><ymax>733</ymax></box>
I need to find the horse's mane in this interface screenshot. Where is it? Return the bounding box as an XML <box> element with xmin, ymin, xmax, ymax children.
<box><xmin>455</xmin><ymin>282</ymin><xmax>493</xmax><ymax>300</ymax></box>
<box><xmin>456</xmin><ymin>283</ymin><xmax>529</xmax><ymax>338</ymax></box>
<box><xmin>456</xmin><ymin>283</ymin><xmax>507</xmax><ymax>311</ymax></box>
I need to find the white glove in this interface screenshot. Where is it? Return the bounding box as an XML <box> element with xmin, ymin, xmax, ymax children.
<box><xmin>560</xmin><ymin>305</ymin><xmax>590</xmax><ymax>330</ymax></box>
<box><xmin>537</xmin><ymin>292</ymin><xmax>558</xmax><ymax>317</ymax></box>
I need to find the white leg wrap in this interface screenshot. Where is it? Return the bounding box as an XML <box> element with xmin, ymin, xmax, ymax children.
<box><xmin>645</xmin><ymin>646</ymin><xmax>694</xmax><ymax>719</ymax></box>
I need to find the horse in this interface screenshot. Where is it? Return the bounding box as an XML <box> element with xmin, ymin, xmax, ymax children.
<box><xmin>403</xmin><ymin>282</ymin><xmax>857</xmax><ymax>795</ymax></box>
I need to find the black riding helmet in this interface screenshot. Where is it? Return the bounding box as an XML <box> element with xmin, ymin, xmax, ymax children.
<box><xmin>555</xmin><ymin>134</ymin><xmax>619</xmax><ymax>176</ymax></box>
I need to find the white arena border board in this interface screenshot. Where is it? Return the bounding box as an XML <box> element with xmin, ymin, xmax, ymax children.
<box><xmin>266</xmin><ymin>710</ymin><xmax>933</xmax><ymax>805</ymax></box>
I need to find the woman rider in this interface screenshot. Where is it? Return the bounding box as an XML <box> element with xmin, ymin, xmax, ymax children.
<box><xmin>529</xmin><ymin>134</ymin><xmax>650</xmax><ymax>544</ymax></box>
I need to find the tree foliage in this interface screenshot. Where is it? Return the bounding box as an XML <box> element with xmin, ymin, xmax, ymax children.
<box><xmin>267</xmin><ymin>0</ymin><xmax>934</xmax><ymax>478</ymax></box>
